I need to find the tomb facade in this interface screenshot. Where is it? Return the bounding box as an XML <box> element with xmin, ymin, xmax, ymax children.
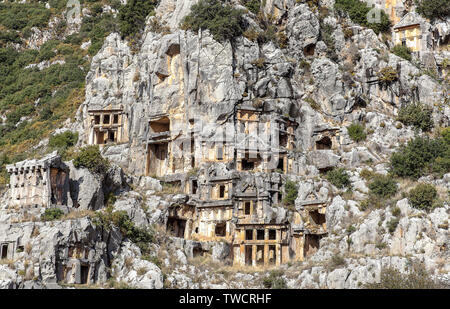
<box><xmin>88</xmin><ymin>107</ymin><xmax>128</xmax><ymax>145</ymax></box>
<box><xmin>6</xmin><ymin>152</ymin><xmax>70</xmax><ymax>208</ymax></box>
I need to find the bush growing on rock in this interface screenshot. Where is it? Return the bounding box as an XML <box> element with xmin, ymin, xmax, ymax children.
<box><xmin>73</xmin><ymin>145</ymin><xmax>110</xmax><ymax>174</ymax></box>
<box><xmin>41</xmin><ymin>208</ymin><xmax>64</xmax><ymax>221</ymax></box>
<box><xmin>48</xmin><ymin>131</ymin><xmax>79</xmax><ymax>157</ymax></box>
<box><xmin>364</xmin><ymin>265</ymin><xmax>444</xmax><ymax>289</ymax></box>
<box><xmin>0</xmin><ymin>2</ymin><xmax>51</xmax><ymax>31</ymax></box>
<box><xmin>328</xmin><ymin>254</ymin><xmax>347</xmax><ymax>270</ymax></box>
<box><xmin>320</xmin><ymin>22</ymin><xmax>338</xmax><ymax>61</ymax></box>
<box><xmin>397</xmin><ymin>103</ymin><xmax>434</xmax><ymax>132</ymax></box>
<box><xmin>368</xmin><ymin>175</ymin><xmax>398</xmax><ymax>198</ymax></box>
<box><xmin>181</xmin><ymin>0</ymin><xmax>246</xmax><ymax>42</ymax></box>
<box><xmin>392</xmin><ymin>44</ymin><xmax>412</xmax><ymax>61</ymax></box>
<box><xmin>94</xmin><ymin>206</ymin><xmax>156</xmax><ymax>251</ymax></box>
<box><xmin>118</xmin><ymin>0</ymin><xmax>158</xmax><ymax>39</ymax></box>
<box><xmin>334</xmin><ymin>0</ymin><xmax>391</xmax><ymax>34</ymax></box>
<box><xmin>387</xmin><ymin>217</ymin><xmax>399</xmax><ymax>233</ymax></box>
<box><xmin>242</xmin><ymin>0</ymin><xmax>261</xmax><ymax>14</ymax></box>
<box><xmin>0</xmin><ymin>153</ymin><xmax>11</xmax><ymax>189</ymax></box>
<box><xmin>347</xmin><ymin>123</ymin><xmax>366</xmax><ymax>142</ymax></box>
<box><xmin>441</xmin><ymin>127</ymin><xmax>450</xmax><ymax>145</ymax></box>
<box><xmin>407</xmin><ymin>183</ymin><xmax>438</xmax><ymax>211</ymax></box>
<box><xmin>390</xmin><ymin>136</ymin><xmax>449</xmax><ymax>179</ymax></box>
<box><xmin>416</xmin><ymin>0</ymin><xmax>450</xmax><ymax>21</ymax></box>
<box><xmin>262</xmin><ymin>270</ymin><xmax>287</xmax><ymax>289</ymax></box>
<box><xmin>282</xmin><ymin>180</ymin><xmax>298</xmax><ymax>209</ymax></box>
<box><xmin>377</xmin><ymin>66</ymin><xmax>398</xmax><ymax>85</ymax></box>
<box><xmin>326</xmin><ymin>168</ymin><xmax>351</xmax><ymax>189</ymax></box>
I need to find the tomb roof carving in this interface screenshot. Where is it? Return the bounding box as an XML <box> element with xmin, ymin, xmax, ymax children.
<box><xmin>393</xmin><ymin>12</ymin><xmax>424</xmax><ymax>29</ymax></box>
<box><xmin>6</xmin><ymin>151</ymin><xmax>66</xmax><ymax>173</ymax></box>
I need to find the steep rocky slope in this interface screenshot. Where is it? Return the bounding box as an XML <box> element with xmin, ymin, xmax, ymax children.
<box><xmin>0</xmin><ymin>0</ymin><xmax>449</xmax><ymax>289</ymax></box>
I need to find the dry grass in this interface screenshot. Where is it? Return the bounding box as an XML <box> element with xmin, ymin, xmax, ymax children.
<box><xmin>137</xmin><ymin>267</ymin><xmax>148</xmax><ymax>276</ymax></box>
<box><xmin>62</xmin><ymin>210</ymin><xmax>95</xmax><ymax>220</ymax></box>
<box><xmin>25</xmin><ymin>242</ymin><xmax>32</xmax><ymax>255</ymax></box>
<box><xmin>155</xmin><ymin>183</ymin><xmax>183</xmax><ymax>196</ymax></box>
<box><xmin>124</xmin><ymin>256</ymin><xmax>133</xmax><ymax>269</ymax></box>
<box><xmin>31</xmin><ymin>227</ymin><xmax>40</xmax><ymax>238</ymax></box>
<box><xmin>435</xmin><ymin>185</ymin><xmax>449</xmax><ymax>202</ymax></box>
<box><xmin>0</xmin><ymin>259</ymin><xmax>15</xmax><ymax>269</ymax></box>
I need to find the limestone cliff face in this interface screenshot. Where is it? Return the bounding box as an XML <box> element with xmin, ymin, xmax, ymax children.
<box><xmin>77</xmin><ymin>1</ymin><xmax>449</xmax><ymax>176</ymax></box>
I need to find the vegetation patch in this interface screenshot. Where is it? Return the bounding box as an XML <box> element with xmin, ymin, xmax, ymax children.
<box><xmin>347</xmin><ymin>123</ymin><xmax>366</xmax><ymax>142</ymax></box>
<box><xmin>0</xmin><ymin>2</ymin><xmax>51</xmax><ymax>32</ymax></box>
<box><xmin>391</xmin><ymin>44</ymin><xmax>412</xmax><ymax>61</ymax></box>
<box><xmin>320</xmin><ymin>22</ymin><xmax>338</xmax><ymax>61</ymax></box>
<box><xmin>48</xmin><ymin>131</ymin><xmax>79</xmax><ymax>159</ymax></box>
<box><xmin>364</xmin><ymin>265</ymin><xmax>444</xmax><ymax>289</ymax></box>
<box><xmin>377</xmin><ymin>66</ymin><xmax>398</xmax><ymax>86</ymax></box>
<box><xmin>282</xmin><ymin>180</ymin><xmax>298</xmax><ymax>210</ymax></box>
<box><xmin>262</xmin><ymin>270</ymin><xmax>287</xmax><ymax>289</ymax></box>
<box><xmin>387</xmin><ymin>217</ymin><xmax>400</xmax><ymax>233</ymax></box>
<box><xmin>416</xmin><ymin>0</ymin><xmax>450</xmax><ymax>21</ymax></box>
<box><xmin>389</xmin><ymin>134</ymin><xmax>449</xmax><ymax>179</ymax></box>
<box><xmin>73</xmin><ymin>145</ymin><xmax>110</xmax><ymax>175</ymax></box>
<box><xmin>328</xmin><ymin>254</ymin><xmax>347</xmax><ymax>270</ymax></box>
<box><xmin>407</xmin><ymin>183</ymin><xmax>438</xmax><ymax>211</ymax></box>
<box><xmin>119</xmin><ymin>0</ymin><xmax>158</xmax><ymax>44</ymax></box>
<box><xmin>326</xmin><ymin>168</ymin><xmax>351</xmax><ymax>189</ymax></box>
<box><xmin>242</xmin><ymin>0</ymin><xmax>261</xmax><ymax>14</ymax></box>
<box><xmin>41</xmin><ymin>208</ymin><xmax>64</xmax><ymax>221</ymax></box>
<box><xmin>368</xmin><ymin>175</ymin><xmax>398</xmax><ymax>198</ymax></box>
<box><xmin>93</xmin><ymin>206</ymin><xmax>156</xmax><ymax>254</ymax></box>
<box><xmin>397</xmin><ymin>103</ymin><xmax>434</xmax><ymax>132</ymax></box>
<box><xmin>181</xmin><ymin>0</ymin><xmax>246</xmax><ymax>42</ymax></box>
<box><xmin>334</xmin><ymin>0</ymin><xmax>391</xmax><ymax>34</ymax></box>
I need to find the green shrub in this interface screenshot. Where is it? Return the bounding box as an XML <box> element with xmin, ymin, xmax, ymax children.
<box><xmin>416</xmin><ymin>0</ymin><xmax>450</xmax><ymax>21</ymax></box>
<box><xmin>364</xmin><ymin>265</ymin><xmax>444</xmax><ymax>289</ymax></box>
<box><xmin>407</xmin><ymin>183</ymin><xmax>438</xmax><ymax>211</ymax></box>
<box><xmin>368</xmin><ymin>175</ymin><xmax>398</xmax><ymax>198</ymax></box>
<box><xmin>181</xmin><ymin>0</ymin><xmax>246</xmax><ymax>42</ymax></box>
<box><xmin>391</xmin><ymin>206</ymin><xmax>401</xmax><ymax>217</ymax></box>
<box><xmin>73</xmin><ymin>145</ymin><xmax>110</xmax><ymax>174</ymax></box>
<box><xmin>326</xmin><ymin>168</ymin><xmax>351</xmax><ymax>189</ymax></box>
<box><xmin>119</xmin><ymin>0</ymin><xmax>158</xmax><ymax>39</ymax></box>
<box><xmin>359</xmin><ymin>168</ymin><xmax>376</xmax><ymax>180</ymax></box>
<box><xmin>93</xmin><ymin>207</ymin><xmax>156</xmax><ymax>251</ymax></box>
<box><xmin>347</xmin><ymin>123</ymin><xmax>366</xmax><ymax>142</ymax></box>
<box><xmin>442</xmin><ymin>127</ymin><xmax>450</xmax><ymax>145</ymax></box>
<box><xmin>329</xmin><ymin>254</ymin><xmax>347</xmax><ymax>269</ymax></box>
<box><xmin>0</xmin><ymin>2</ymin><xmax>51</xmax><ymax>31</ymax></box>
<box><xmin>262</xmin><ymin>270</ymin><xmax>287</xmax><ymax>289</ymax></box>
<box><xmin>242</xmin><ymin>0</ymin><xmax>261</xmax><ymax>14</ymax></box>
<box><xmin>48</xmin><ymin>131</ymin><xmax>79</xmax><ymax>156</ymax></box>
<box><xmin>282</xmin><ymin>180</ymin><xmax>298</xmax><ymax>209</ymax></box>
<box><xmin>390</xmin><ymin>136</ymin><xmax>449</xmax><ymax>179</ymax></box>
<box><xmin>377</xmin><ymin>66</ymin><xmax>398</xmax><ymax>85</ymax></box>
<box><xmin>41</xmin><ymin>208</ymin><xmax>64</xmax><ymax>221</ymax></box>
<box><xmin>397</xmin><ymin>103</ymin><xmax>433</xmax><ymax>132</ymax></box>
<box><xmin>392</xmin><ymin>44</ymin><xmax>412</xmax><ymax>61</ymax></box>
<box><xmin>304</xmin><ymin>97</ymin><xmax>320</xmax><ymax>111</ymax></box>
<box><xmin>334</xmin><ymin>0</ymin><xmax>391</xmax><ymax>34</ymax></box>
<box><xmin>320</xmin><ymin>22</ymin><xmax>338</xmax><ymax>61</ymax></box>
<box><xmin>387</xmin><ymin>217</ymin><xmax>400</xmax><ymax>233</ymax></box>
<box><xmin>0</xmin><ymin>154</ymin><xmax>11</xmax><ymax>188</ymax></box>
<box><xmin>346</xmin><ymin>225</ymin><xmax>356</xmax><ymax>233</ymax></box>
